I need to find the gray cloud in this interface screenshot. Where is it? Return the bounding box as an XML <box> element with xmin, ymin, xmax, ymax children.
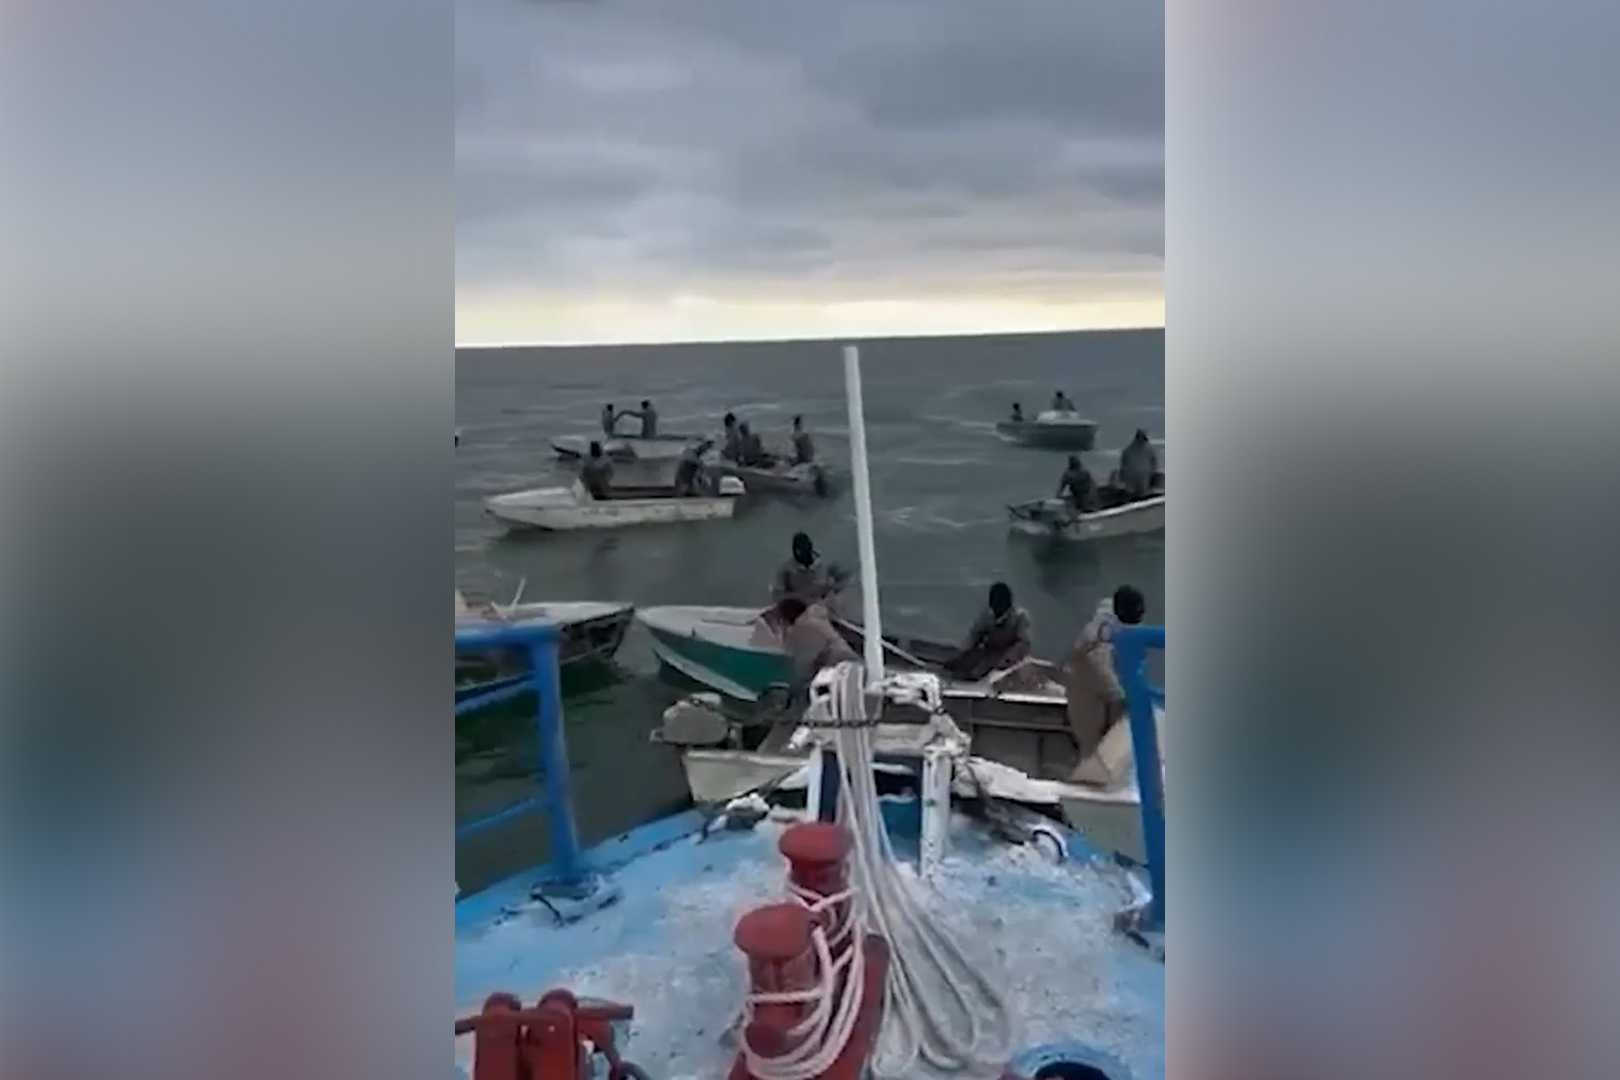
<box><xmin>456</xmin><ymin>0</ymin><xmax>1162</xmax><ymax>307</ymax></box>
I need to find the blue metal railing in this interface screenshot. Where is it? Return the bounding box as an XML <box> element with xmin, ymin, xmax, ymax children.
<box><xmin>1112</xmin><ymin>623</ymin><xmax>1166</xmax><ymax>932</ymax></box>
<box><xmin>454</xmin><ymin>620</ymin><xmax>587</xmax><ymax>888</ymax></box>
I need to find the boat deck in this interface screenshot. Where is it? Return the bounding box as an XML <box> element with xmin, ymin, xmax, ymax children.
<box><xmin>455</xmin><ymin>808</ymin><xmax>1164</xmax><ymax>1080</ymax></box>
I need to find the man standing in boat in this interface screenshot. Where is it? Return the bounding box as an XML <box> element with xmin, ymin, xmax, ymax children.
<box><xmin>790</xmin><ymin>415</ymin><xmax>815</xmax><ymax>465</ymax></box>
<box><xmin>1057</xmin><ymin>454</ymin><xmax>1098</xmax><ymax>512</ymax></box>
<box><xmin>1010</xmin><ymin>402</ymin><xmax>1024</xmax><ymax>423</ymax></box>
<box><xmin>1118</xmin><ymin>429</ymin><xmax>1159</xmax><ymax>498</ymax></box>
<box><xmin>721</xmin><ymin>412</ymin><xmax>742</xmax><ymax>462</ymax></box>
<box><xmin>580</xmin><ymin>440</ymin><xmax>614</xmax><ymax>500</ymax></box>
<box><xmin>618</xmin><ymin>399</ymin><xmax>659</xmax><ymax>438</ymax></box>
<box><xmin>1064</xmin><ymin>584</ymin><xmax>1147</xmax><ymax>784</ymax></box>
<box><xmin>601</xmin><ymin>403</ymin><xmax>620</xmax><ymax>437</ymax></box>
<box><xmin>771</xmin><ymin>531</ymin><xmax>848</xmax><ymax>609</ymax></box>
<box><xmin>945</xmin><ymin>582</ymin><xmax>1032</xmax><ymax>680</ymax></box>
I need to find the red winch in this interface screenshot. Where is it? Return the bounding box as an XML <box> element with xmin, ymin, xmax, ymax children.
<box><xmin>456</xmin><ymin>989</ymin><xmax>650</xmax><ymax>1080</ymax></box>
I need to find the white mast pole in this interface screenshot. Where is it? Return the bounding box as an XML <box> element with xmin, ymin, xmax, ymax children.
<box><xmin>843</xmin><ymin>344</ymin><xmax>884</xmax><ymax>681</ymax></box>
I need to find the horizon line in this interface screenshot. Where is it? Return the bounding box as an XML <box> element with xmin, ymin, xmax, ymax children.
<box><xmin>454</xmin><ymin>322</ymin><xmax>1165</xmax><ymax>351</ymax></box>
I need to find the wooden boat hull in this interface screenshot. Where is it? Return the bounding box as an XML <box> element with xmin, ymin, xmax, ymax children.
<box><xmin>994</xmin><ymin>417</ymin><xmax>1098</xmax><ymax>449</ymax></box>
<box><xmin>485</xmin><ymin>484</ymin><xmax>740</xmax><ymax>531</ymax></box>
<box><xmin>1009</xmin><ymin>493</ymin><xmax>1165</xmax><ymax>542</ymax></box>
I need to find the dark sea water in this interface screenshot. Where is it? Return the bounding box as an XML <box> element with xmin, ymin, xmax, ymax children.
<box><xmin>454</xmin><ymin>329</ymin><xmax>1164</xmax><ymax>893</ymax></box>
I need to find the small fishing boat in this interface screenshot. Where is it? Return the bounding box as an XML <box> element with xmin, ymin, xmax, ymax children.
<box><xmin>550</xmin><ymin>433</ymin><xmax>701</xmax><ymax>462</ymax></box>
<box><xmin>994</xmin><ymin>408</ymin><xmax>1099</xmax><ymax>449</ymax></box>
<box><xmin>484</xmin><ymin>477</ymin><xmax>745</xmax><ymax>531</ymax></box>
<box><xmin>711</xmin><ymin>458</ymin><xmax>838</xmax><ymax>497</ymax></box>
<box><xmin>455</xmin><ymin>594</ymin><xmax>634</xmax><ymax>702</ymax></box>
<box><xmin>1008</xmin><ymin>481</ymin><xmax>1166</xmax><ymax>542</ymax></box>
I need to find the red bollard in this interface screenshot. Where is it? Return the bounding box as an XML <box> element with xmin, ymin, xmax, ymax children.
<box><xmin>468</xmin><ymin>993</ymin><xmax>523</xmax><ymax>1080</ymax></box>
<box><xmin>730</xmin><ymin>822</ymin><xmax>890</xmax><ymax>1080</ymax></box>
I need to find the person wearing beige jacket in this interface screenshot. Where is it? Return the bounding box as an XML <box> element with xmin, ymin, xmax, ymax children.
<box><xmin>1065</xmin><ymin>585</ymin><xmax>1147</xmax><ymax>784</ymax></box>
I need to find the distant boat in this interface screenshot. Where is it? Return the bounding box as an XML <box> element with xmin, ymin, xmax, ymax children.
<box><xmin>551</xmin><ymin>433</ymin><xmax>702</xmax><ymax>463</ymax></box>
<box><xmin>1009</xmin><ymin>490</ymin><xmax>1165</xmax><ymax>543</ymax></box>
<box><xmin>994</xmin><ymin>409</ymin><xmax>1099</xmax><ymax>449</ymax></box>
<box><xmin>485</xmin><ymin>478</ymin><xmax>745</xmax><ymax>531</ymax></box>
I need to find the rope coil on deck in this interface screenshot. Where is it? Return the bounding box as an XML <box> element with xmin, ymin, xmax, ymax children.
<box><xmin>741</xmin><ymin>884</ymin><xmax>866</xmax><ymax>1080</ymax></box>
<box><xmin>807</xmin><ymin>661</ymin><xmax>1014</xmax><ymax>1079</ymax></box>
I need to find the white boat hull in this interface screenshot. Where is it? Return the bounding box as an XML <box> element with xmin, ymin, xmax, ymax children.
<box><xmin>670</xmin><ymin>742</ymin><xmax>1149</xmax><ymax>860</ymax></box>
<box><xmin>551</xmin><ymin>435</ymin><xmax>698</xmax><ymax>462</ymax></box>
<box><xmin>1009</xmin><ymin>494</ymin><xmax>1165</xmax><ymax>542</ymax></box>
<box><xmin>485</xmin><ymin>483</ymin><xmax>739</xmax><ymax>531</ymax></box>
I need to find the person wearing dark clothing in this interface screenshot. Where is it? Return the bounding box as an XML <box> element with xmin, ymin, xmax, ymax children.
<box><xmin>673</xmin><ymin>439</ymin><xmax>712</xmax><ymax>496</ymax></box>
<box><xmin>738</xmin><ymin>422</ymin><xmax>770</xmax><ymax>466</ymax></box>
<box><xmin>791</xmin><ymin>415</ymin><xmax>815</xmax><ymax>465</ymax></box>
<box><xmin>771</xmin><ymin>532</ymin><xmax>846</xmax><ymax>605</ymax></box>
<box><xmin>619</xmin><ymin>399</ymin><xmax>659</xmax><ymax>438</ymax></box>
<box><xmin>1010</xmin><ymin>403</ymin><xmax>1024</xmax><ymax>423</ymax></box>
<box><xmin>601</xmin><ymin>403</ymin><xmax>620</xmax><ymax>437</ymax></box>
<box><xmin>1057</xmin><ymin>454</ymin><xmax>1098</xmax><ymax>512</ymax></box>
<box><xmin>946</xmin><ymin>582</ymin><xmax>1033</xmax><ymax>680</ymax></box>
<box><xmin>580</xmin><ymin>440</ymin><xmax>614</xmax><ymax>499</ymax></box>
<box><xmin>1118</xmin><ymin>429</ymin><xmax>1159</xmax><ymax>498</ymax></box>
<box><xmin>721</xmin><ymin>412</ymin><xmax>742</xmax><ymax>462</ymax></box>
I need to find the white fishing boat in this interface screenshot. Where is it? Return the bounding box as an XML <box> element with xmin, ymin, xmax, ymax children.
<box><xmin>550</xmin><ymin>433</ymin><xmax>700</xmax><ymax>462</ymax></box>
<box><xmin>994</xmin><ymin>409</ymin><xmax>1099</xmax><ymax>449</ymax></box>
<box><xmin>1009</xmin><ymin>486</ymin><xmax>1166</xmax><ymax>542</ymax></box>
<box><xmin>484</xmin><ymin>477</ymin><xmax>744</xmax><ymax>531</ymax></box>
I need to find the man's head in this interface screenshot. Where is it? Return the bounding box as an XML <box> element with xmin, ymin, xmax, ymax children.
<box><xmin>1012</xmin><ymin>402</ymin><xmax>1022</xmax><ymax>412</ymax></box>
<box><xmin>1134</xmin><ymin>428</ymin><xmax>1149</xmax><ymax>443</ymax></box>
<box><xmin>791</xmin><ymin>531</ymin><xmax>815</xmax><ymax>566</ymax></box>
<box><xmin>588</xmin><ymin>441</ymin><xmax>603</xmax><ymax>459</ymax></box>
<box><xmin>1066</xmin><ymin>455</ymin><xmax>1080</xmax><ymax>469</ymax></box>
<box><xmin>724</xmin><ymin>412</ymin><xmax>736</xmax><ymax>428</ymax></box>
<box><xmin>605</xmin><ymin>402</ymin><xmax>613</xmax><ymax>411</ymax></box>
<box><xmin>642</xmin><ymin>399</ymin><xmax>652</xmax><ymax>409</ymax></box>
<box><xmin>988</xmin><ymin>581</ymin><xmax>1013</xmax><ymax>618</ymax></box>
<box><xmin>776</xmin><ymin>596</ymin><xmax>808</xmax><ymax>626</ymax></box>
<box><xmin>1112</xmin><ymin>584</ymin><xmax>1146</xmax><ymax>625</ymax></box>
<box><xmin>739</xmin><ymin>422</ymin><xmax>752</xmax><ymax>435</ymax></box>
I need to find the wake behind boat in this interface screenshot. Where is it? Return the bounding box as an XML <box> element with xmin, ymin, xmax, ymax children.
<box><xmin>485</xmin><ymin>477</ymin><xmax>745</xmax><ymax>531</ymax></box>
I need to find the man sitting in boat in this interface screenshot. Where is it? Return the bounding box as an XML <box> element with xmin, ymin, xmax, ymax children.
<box><xmin>721</xmin><ymin>412</ymin><xmax>741</xmax><ymax>461</ymax></box>
<box><xmin>580</xmin><ymin>440</ymin><xmax>615</xmax><ymax>500</ymax></box>
<box><xmin>1118</xmin><ymin>429</ymin><xmax>1159</xmax><ymax>498</ymax></box>
<box><xmin>618</xmin><ymin>399</ymin><xmax>659</xmax><ymax>438</ymax></box>
<box><xmin>775</xmin><ymin>596</ymin><xmax>858</xmax><ymax>707</ymax></box>
<box><xmin>737</xmin><ymin>422</ymin><xmax>773</xmax><ymax>467</ymax></box>
<box><xmin>673</xmin><ymin>439</ymin><xmax>713</xmax><ymax>496</ymax></box>
<box><xmin>790</xmin><ymin>415</ymin><xmax>815</xmax><ymax>465</ymax></box>
<box><xmin>1057</xmin><ymin>454</ymin><xmax>1098</xmax><ymax>512</ymax></box>
<box><xmin>945</xmin><ymin>582</ymin><xmax>1033</xmax><ymax>680</ymax></box>
<box><xmin>1064</xmin><ymin>584</ymin><xmax>1146</xmax><ymax>784</ymax></box>
<box><xmin>1050</xmin><ymin>390</ymin><xmax>1075</xmax><ymax>412</ymax></box>
<box><xmin>1009</xmin><ymin>402</ymin><xmax>1024</xmax><ymax>422</ymax></box>
<box><xmin>771</xmin><ymin>531</ymin><xmax>848</xmax><ymax>608</ymax></box>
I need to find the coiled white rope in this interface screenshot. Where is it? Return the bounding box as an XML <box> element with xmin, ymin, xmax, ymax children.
<box><xmin>822</xmin><ymin>662</ymin><xmax>1013</xmax><ymax>1079</ymax></box>
<box><xmin>741</xmin><ymin>884</ymin><xmax>865</xmax><ymax>1080</ymax></box>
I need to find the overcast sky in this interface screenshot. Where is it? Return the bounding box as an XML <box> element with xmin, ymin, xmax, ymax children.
<box><xmin>456</xmin><ymin>0</ymin><xmax>1163</xmax><ymax>345</ymax></box>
